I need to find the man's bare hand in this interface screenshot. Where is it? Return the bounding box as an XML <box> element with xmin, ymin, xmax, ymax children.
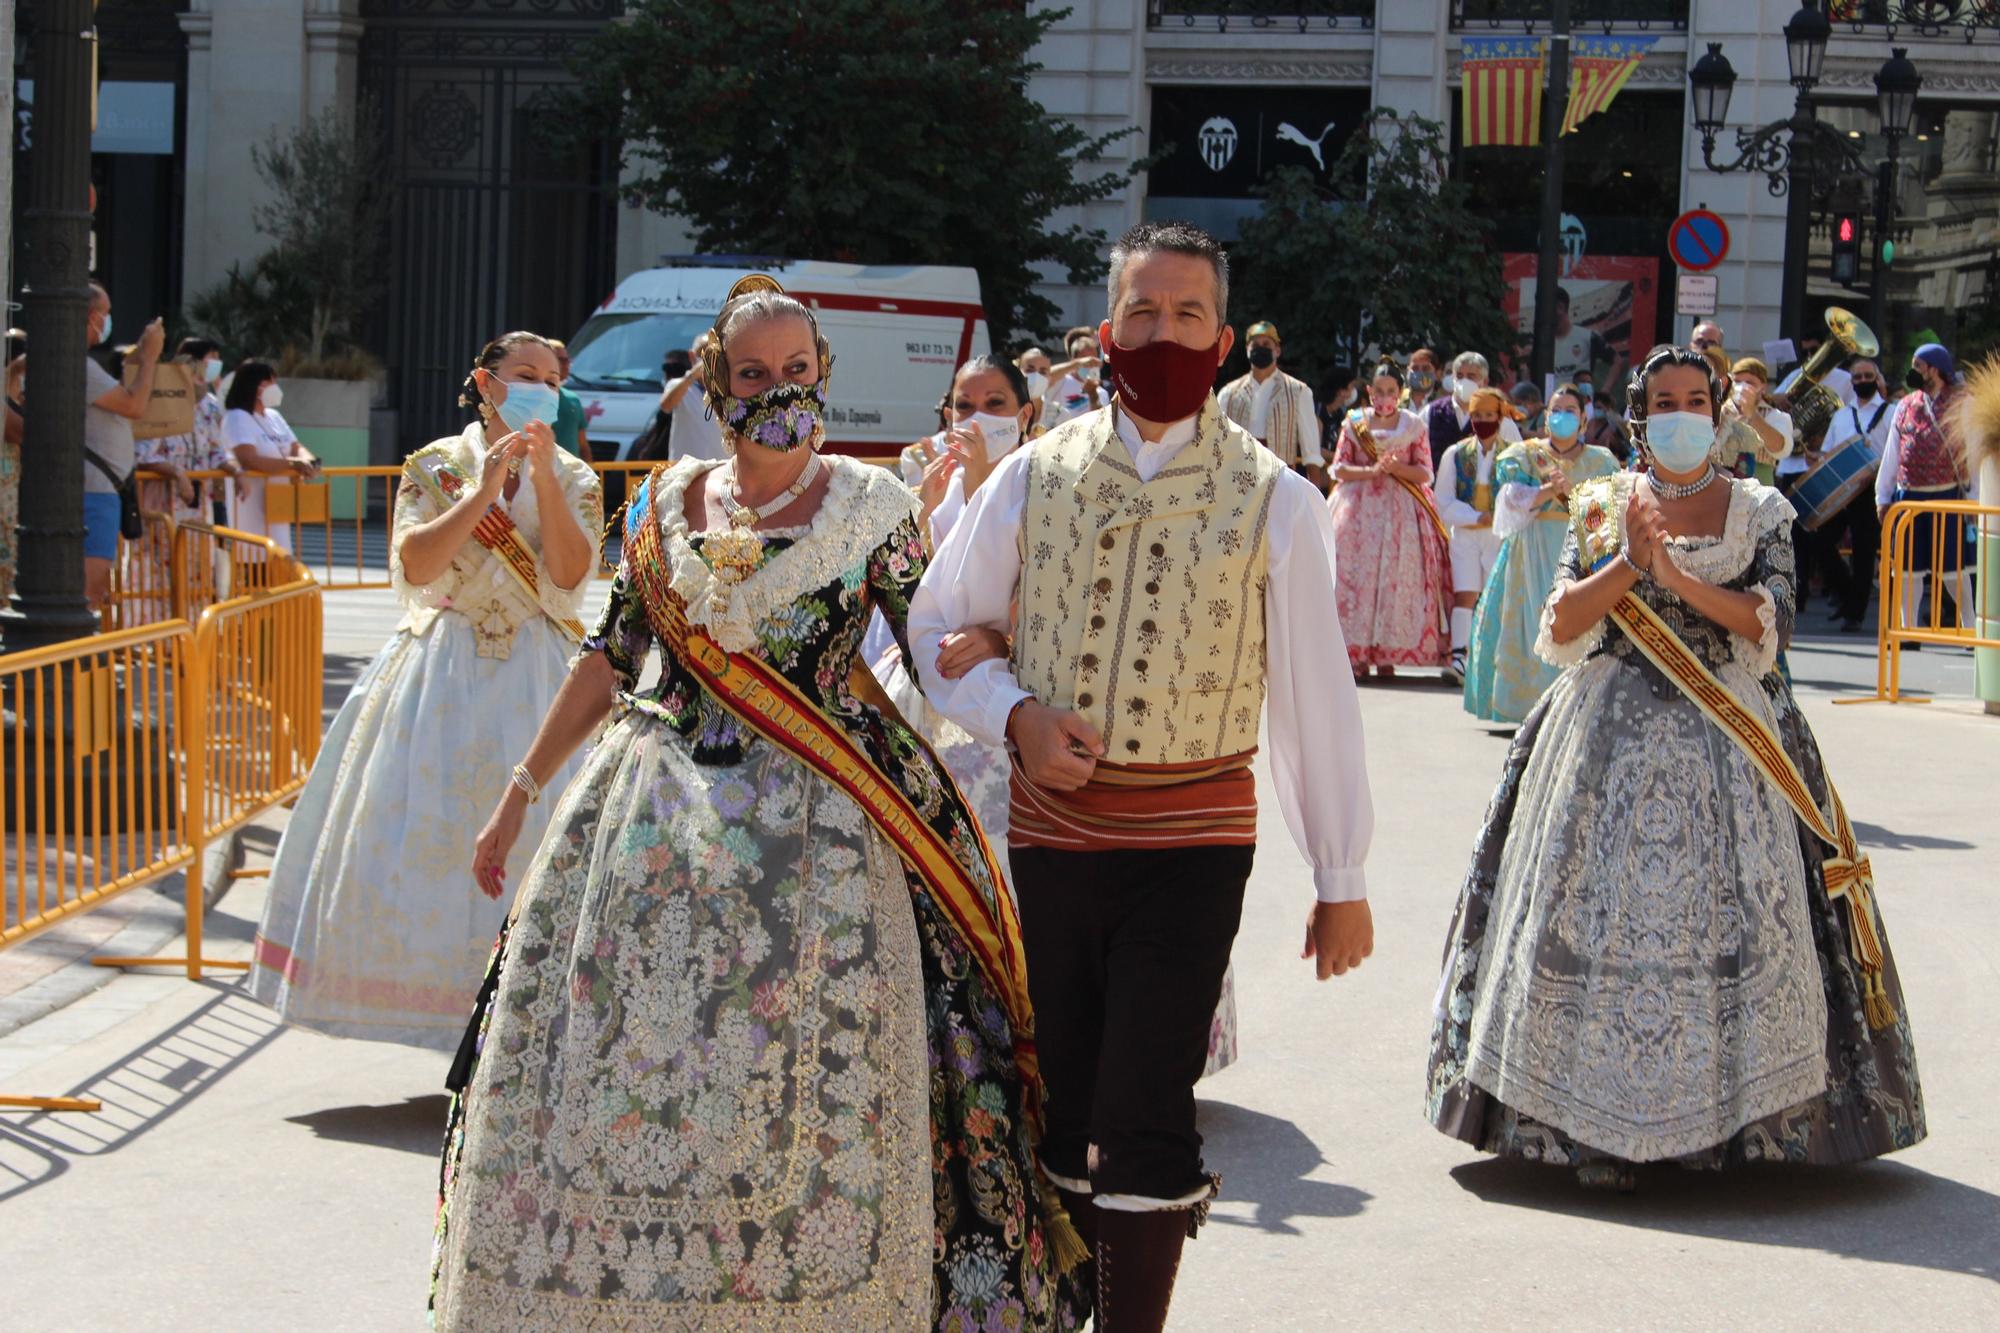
<box><xmin>1301</xmin><ymin>899</ymin><xmax>1373</xmax><ymax>980</ymax></box>
<box><xmin>1006</xmin><ymin>699</ymin><xmax>1104</xmax><ymax>792</ymax></box>
<box><xmin>936</xmin><ymin>627</ymin><xmax>1009</xmax><ymax>679</ymax></box>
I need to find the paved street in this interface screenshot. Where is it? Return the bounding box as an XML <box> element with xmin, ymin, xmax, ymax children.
<box><xmin>1</xmin><ymin>585</ymin><xmax>1994</xmax><ymax>1330</ymax></box>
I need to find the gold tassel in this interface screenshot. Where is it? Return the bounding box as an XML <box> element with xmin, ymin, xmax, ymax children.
<box><xmin>1863</xmin><ymin>970</ymin><xmax>1898</xmax><ymax>1032</ymax></box>
<box><xmin>1039</xmin><ymin>1179</ymin><xmax>1092</xmax><ymax>1276</ymax></box>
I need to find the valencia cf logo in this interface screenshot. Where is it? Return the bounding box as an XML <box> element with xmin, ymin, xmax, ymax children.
<box><xmin>1197</xmin><ymin>117</ymin><xmax>1238</xmax><ymax>173</ymax></box>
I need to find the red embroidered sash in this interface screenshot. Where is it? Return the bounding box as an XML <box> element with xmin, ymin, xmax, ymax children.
<box><xmin>620</xmin><ymin>469</ymin><xmax>1045</xmax><ymax>1109</ymax></box>
<box><xmin>403</xmin><ymin>448</ymin><xmax>587</xmax><ymax>641</ymax></box>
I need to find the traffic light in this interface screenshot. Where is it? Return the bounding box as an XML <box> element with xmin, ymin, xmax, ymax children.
<box><xmin>1831</xmin><ymin>212</ymin><xmax>1862</xmax><ymax>286</ymax></box>
<box><xmin>1881</xmin><ymin>237</ymin><xmax>1896</xmax><ymax>267</ymax></box>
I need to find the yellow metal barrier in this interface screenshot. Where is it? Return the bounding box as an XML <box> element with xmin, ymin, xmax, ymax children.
<box><xmin>94</xmin><ymin>572</ymin><xmax>323</xmax><ymax>979</ymax></box>
<box><xmin>1839</xmin><ymin>498</ymin><xmax>1998</xmax><ymax>705</ymax></box>
<box><xmin>2</xmin><ymin>535</ymin><xmax>323</xmax><ymax>1110</ymax></box>
<box><xmin>106</xmin><ymin>517</ymin><xmax>300</xmax><ymax>628</ymax></box>
<box><xmin>1</xmin><ymin>620</ymin><xmax>194</xmax><ymax>1112</ymax></box>
<box><xmin>169</xmin><ymin>460</ymin><xmax>658</xmax><ymax>588</ymax></box>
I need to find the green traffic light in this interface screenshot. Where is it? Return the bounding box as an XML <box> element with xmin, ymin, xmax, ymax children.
<box><xmin>1881</xmin><ymin>239</ymin><xmax>1895</xmax><ymax>265</ymax></box>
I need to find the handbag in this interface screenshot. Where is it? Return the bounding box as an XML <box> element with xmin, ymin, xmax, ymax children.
<box><xmin>84</xmin><ymin>445</ymin><xmax>145</xmax><ymax>541</ymax></box>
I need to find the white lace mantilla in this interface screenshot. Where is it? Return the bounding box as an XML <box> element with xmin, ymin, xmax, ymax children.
<box><xmin>653</xmin><ymin>456</ymin><xmax>919</xmax><ymax>654</ymax></box>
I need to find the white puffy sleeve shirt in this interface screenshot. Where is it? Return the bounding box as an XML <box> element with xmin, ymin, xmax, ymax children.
<box><xmin>908</xmin><ymin>407</ymin><xmax>1374</xmax><ymax>903</ymax></box>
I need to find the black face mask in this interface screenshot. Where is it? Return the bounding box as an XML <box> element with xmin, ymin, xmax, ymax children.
<box><xmin>1852</xmin><ymin>379</ymin><xmax>1878</xmax><ymax>400</ymax></box>
<box><xmin>1247</xmin><ymin>346</ymin><xmax>1276</xmax><ymax>369</ymax></box>
<box><xmin>1905</xmin><ymin>366</ymin><xmax>1928</xmax><ymax>391</ymax></box>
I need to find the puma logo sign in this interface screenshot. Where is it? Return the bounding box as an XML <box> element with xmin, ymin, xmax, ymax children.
<box><xmin>1276</xmin><ymin>121</ymin><xmax>1337</xmax><ymax>173</ymax></box>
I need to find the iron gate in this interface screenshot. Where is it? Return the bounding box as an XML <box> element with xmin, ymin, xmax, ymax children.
<box><xmin>360</xmin><ymin>0</ymin><xmax>621</xmax><ymax>453</ymax></box>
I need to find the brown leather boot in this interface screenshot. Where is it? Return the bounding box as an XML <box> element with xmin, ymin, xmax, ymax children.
<box><xmin>1092</xmin><ymin>1206</ymin><xmax>1191</xmax><ymax>1333</ymax></box>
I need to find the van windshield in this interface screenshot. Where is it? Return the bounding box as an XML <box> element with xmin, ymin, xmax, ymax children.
<box><xmin>565</xmin><ymin>313</ymin><xmax>713</xmax><ymax>393</ymax></box>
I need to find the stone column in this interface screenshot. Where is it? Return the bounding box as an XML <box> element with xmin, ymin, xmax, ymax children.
<box><xmin>304</xmin><ymin>0</ymin><xmax>364</xmax><ymax>121</ymax></box>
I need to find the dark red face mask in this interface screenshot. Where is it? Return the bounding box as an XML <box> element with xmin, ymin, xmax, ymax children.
<box><xmin>1103</xmin><ymin>332</ymin><xmax>1223</xmax><ymax>424</ymax></box>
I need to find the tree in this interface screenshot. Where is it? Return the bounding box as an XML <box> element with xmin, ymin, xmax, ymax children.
<box><xmin>575</xmin><ymin>1</ymin><xmax>1137</xmax><ymax>347</ymax></box>
<box><xmin>248</xmin><ymin>103</ymin><xmax>391</xmax><ymax>363</ymax></box>
<box><xmin>186</xmin><ymin>105</ymin><xmax>389</xmax><ymax>371</ymax></box>
<box><xmin>1230</xmin><ymin>111</ymin><xmax>1516</xmax><ymax>390</ymax></box>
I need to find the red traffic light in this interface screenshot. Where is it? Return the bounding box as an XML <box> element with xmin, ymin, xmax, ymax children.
<box><xmin>1836</xmin><ymin>215</ymin><xmax>1857</xmax><ymax>243</ymax></box>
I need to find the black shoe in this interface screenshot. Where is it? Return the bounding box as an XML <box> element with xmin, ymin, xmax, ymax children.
<box><xmin>1839</xmin><ymin>618</ymin><xmax>1866</xmax><ymax>634</ymax></box>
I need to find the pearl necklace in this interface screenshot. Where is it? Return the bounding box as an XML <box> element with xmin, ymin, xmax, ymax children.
<box><xmin>1646</xmin><ymin>464</ymin><xmax>1717</xmax><ymax>502</ymax></box>
<box><xmin>704</xmin><ymin>452</ymin><xmax>823</xmax><ymax>585</ymax></box>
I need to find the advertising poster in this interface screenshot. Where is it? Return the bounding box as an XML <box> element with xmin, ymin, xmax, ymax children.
<box><xmin>1500</xmin><ymin>253</ymin><xmax>1660</xmax><ymax>388</ymax></box>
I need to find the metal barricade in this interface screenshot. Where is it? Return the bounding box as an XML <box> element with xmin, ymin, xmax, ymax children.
<box><xmin>1840</xmin><ymin>498</ymin><xmax>1999</xmax><ymax>705</ymax></box>
<box><xmin>1</xmin><ymin>541</ymin><xmax>323</xmax><ymax>1110</ymax></box>
<box><xmin>1</xmin><ymin>620</ymin><xmax>194</xmax><ymax>1111</ymax></box>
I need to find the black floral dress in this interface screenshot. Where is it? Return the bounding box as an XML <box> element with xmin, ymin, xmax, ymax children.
<box><xmin>431</xmin><ymin>459</ymin><xmax>1087</xmax><ymax>1331</ymax></box>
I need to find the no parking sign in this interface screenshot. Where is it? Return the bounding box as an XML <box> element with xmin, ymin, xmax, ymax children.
<box><xmin>1669</xmin><ymin>209</ymin><xmax>1730</xmax><ymax>271</ymax></box>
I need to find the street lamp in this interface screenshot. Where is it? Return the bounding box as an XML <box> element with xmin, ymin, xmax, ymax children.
<box><xmin>1869</xmin><ymin>47</ymin><xmax>1924</xmax><ymax>337</ymax></box>
<box><xmin>1685</xmin><ymin>3</ymin><xmax>1862</xmax><ymax>344</ymax></box>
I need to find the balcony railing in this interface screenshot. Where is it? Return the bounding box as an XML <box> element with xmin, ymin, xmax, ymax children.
<box><xmin>1830</xmin><ymin>1</ymin><xmax>2000</xmax><ymax>41</ymax></box>
<box><xmin>1147</xmin><ymin>1</ymin><xmax>1376</xmax><ymax>32</ymax></box>
<box><xmin>1450</xmin><ymin>0</ymin><xmax>1689</xmax><ymax>30</ymax></box>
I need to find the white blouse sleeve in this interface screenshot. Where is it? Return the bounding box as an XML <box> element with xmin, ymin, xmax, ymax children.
<box><xmin>1492</xmin><ymin>481</ymin><xmax>1543</xmax><ymax>539</ymax></box>
<box><xmin>1535</xmin><ymin>527</ymin><xmax>1606</xmax><ymax>668</ymax></box>
<box><xmin>534</xmin><ymin>462</ymin><xmax>605</xmax><ymax>625</ymax></box>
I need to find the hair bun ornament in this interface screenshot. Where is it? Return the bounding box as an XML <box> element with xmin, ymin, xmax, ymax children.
<box><xmin>727</xmin><ymin>273</ymin><xmax>786</xmax><ymax>302</ymax></box>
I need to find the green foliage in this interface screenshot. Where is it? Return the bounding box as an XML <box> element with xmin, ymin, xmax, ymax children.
<box><xmin>184</xmin><ymin>105</ymin><xmax>389</xmax><ymax>369</ymax></box>
<box><xmin>1231</xmin><ymin>111</ymin><xmax>1516</xmax><ymax>389</ymax></box>
<box><xmin>575</xmin><ymin>1</ymin><xmax>1138</xmax><ymax>347</ymax></box>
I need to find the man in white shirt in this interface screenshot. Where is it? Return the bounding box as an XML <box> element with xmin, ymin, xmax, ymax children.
<box><xmin>1215</xmin><ymin>319</ymin><xmax>1327</xmax><ymax>490</ymax></box>
<box><xmin>1432</xmin><ymin>386</ymin><xmax>1513</xmax><ymax>684</ymax></box>
<box><xmin>1813</xmin><ymin>358</ymin><xmax>1892</xmax><ymax>631</ymax></box>
<box><xmin>909</xmin><ymin>220</ymin><xmax>1374</xmax><ymax>1332</ymax></box>
<box><xmin>655</xmin><ymin>331</ymin><xmax>724</xmax><ymax>462</ymax></box>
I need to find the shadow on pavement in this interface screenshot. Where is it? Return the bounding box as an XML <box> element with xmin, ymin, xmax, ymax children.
<box><xmin>1449</xmin><ymin>1157</ymin><xmax>1997</xmax><ymax>1283</ymax></box>
<box><xmin>324</xmin><ymin>651</ymin><xmax>370</xmax><ymax>719</ymax></box>
<box><xmin>1196</xmin><ymin>1100</ymin><xmax>1372</xmax><ymax>1235</ymax></box>
<box><xmin>0</xmin><ymin>982</ymin><xmax>279</xmax><ymax>1205</ymax></box>
<box><xmin>1850</xmin><ymin>820</ymin><xmax>1976</xmax><ymax>852</ymax></box>
<box><xmin>287</xmin><ymin>1094</ymin><xmax>449</xmax><ymax>1156</ymax></box>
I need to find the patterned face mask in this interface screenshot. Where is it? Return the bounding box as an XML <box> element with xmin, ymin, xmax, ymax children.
<box><xmin>722</xmin><ymin>380</ymin><xmax>827</xmax><ymax>453</ymax></box>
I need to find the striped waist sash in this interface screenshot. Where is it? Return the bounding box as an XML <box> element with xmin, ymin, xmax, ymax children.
<box><xmin>1008</xmin><ymin>750</ymin><xmax>1258</xmax><ymax>852</ymax></box>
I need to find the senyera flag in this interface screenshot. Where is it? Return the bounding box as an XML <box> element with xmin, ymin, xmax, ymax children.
<box><xmin>1562</xmin><ymin>34</ymin><xmax>1659</xmax><ymax>137</ymax></box>
<box><xmin>1462</xmin><ymin>36</ymin><xmax>1547</xmax><ymax>148</ymax></box>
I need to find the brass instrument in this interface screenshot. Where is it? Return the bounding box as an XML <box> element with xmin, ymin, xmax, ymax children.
<box><xmin>1786</xmin><ymin>306</ymin><xmax>1879</xmax><ymax>444</ymax></box>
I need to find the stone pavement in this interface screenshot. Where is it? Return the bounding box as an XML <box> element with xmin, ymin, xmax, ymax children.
<box><xmin>0</xmin><ymin>587</ymin><xmax>1993</xmax><ymax>1330</ymax></box>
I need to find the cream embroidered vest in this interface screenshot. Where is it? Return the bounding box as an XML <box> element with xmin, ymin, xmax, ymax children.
<box><xmin>1012</xmin><ymin>401</ymin><xmax>1285</xmax><ymax>765</ymax></box>
<box><xmin>1219</xmin><ymin>369</ymin><xmax>1307</xmax><ymax>467</ymax></box>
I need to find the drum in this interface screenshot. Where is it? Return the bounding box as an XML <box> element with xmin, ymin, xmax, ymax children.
<box><xmin>1791</xmin><ymin>431</ymin><xmax>1879</xmax><ymax>531</ymax></box>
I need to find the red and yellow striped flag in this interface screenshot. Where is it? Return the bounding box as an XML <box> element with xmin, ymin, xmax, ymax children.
<box><xmin>1562</xmin><ymin>35</ymin><xmax>1658</xmax><ymax>137</ymax></box>
<box><xmin>1462</xmin><ymin>36</ymin><xmax>1547</xmax><ymax>148</ymax></box>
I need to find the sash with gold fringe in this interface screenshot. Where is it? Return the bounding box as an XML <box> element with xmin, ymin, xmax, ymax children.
<box><xmin>1572</xmin><ymin>480</ymin><xmax>1896</xmax><ymax>1029</ymax></box>
<box><xmin>618</xmin><ymin>469</ymin><xmax>1087</xmax><ymax>1267</ymax></box>
<box><xmin>403</xmin><ymin>447</ymin><xmax>588</xmax><ymax>642</ymax></box>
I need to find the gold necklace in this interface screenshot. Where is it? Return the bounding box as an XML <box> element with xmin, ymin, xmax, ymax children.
<box><xmin>704</xmin><ymin>452</ymin><xmax>823</xmax><ymax>585</ymax></box>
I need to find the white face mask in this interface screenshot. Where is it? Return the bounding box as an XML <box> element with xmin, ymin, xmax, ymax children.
<box><xmin>1644</xmin><ymin>410</ymin><xmax>1716</xmax><ymax>472</ymax></box>
<box><xmin>261</xmin><ymin>382</ymin><xmax>284</xmax><ymax>410</ymax></box>
<box><xmin>1452</xmin><ymin>376</ymin><xmax>1478</xmax><ymax>407</ymax></box>
<box><xmin>1024</xmin><ymin>371</ymin><xmax>1049</xmax><ymax>400</ymax></box>
<box><xmin>966</xmin><ymin>410</ymin><xmax>1023</xmax><ymax>461</ymax></box>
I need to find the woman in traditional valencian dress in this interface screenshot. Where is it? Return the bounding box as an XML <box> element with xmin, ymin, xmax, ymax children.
<box><xmin>1427</xmin><ymin>346</ymin><xmax>1923</xmax><ymax>1188</ymax></box>
<box><xmin>249</xmin><ymin>332</ymin><xmax>602</xmax><ymax>1049</ymax></box>
<box><xmin>431</xmin><ymin>279</ymin><xmax>1088</xmax><ymax>1332</ymax></box>
<box><xmin>1328</xmin><ymin>362</ymin><xmax>1451</xmax><ymax>682</ymax></box>
<box><xmin>1462</xmin><ymin>384</ymin><xmax>1622</xmax><ymax>725</ymax></box>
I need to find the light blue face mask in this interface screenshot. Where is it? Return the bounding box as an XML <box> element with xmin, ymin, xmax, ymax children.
<box><xmin>493</xmin><ymin>379</ymin><xmax>560</xmax><ymax>435</ymax></box>
<box><xmin>1546</xmin><ymin>409</ymin><xmax>1581</xmax><ymax>439</ymax></box>
<box><xmin>1643</xmin><ymin>411</ymin><xmax>1716</xmax><ymax>472</ymax></box>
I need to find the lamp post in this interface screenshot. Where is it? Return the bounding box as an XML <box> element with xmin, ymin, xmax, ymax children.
<box><xmin>1</xmin><ymin>0</ymin><xmax>99</xmax><ymax>653</ymax></box>
<box><xmin>1687</xmin><ymin>4</ymin><xmax>1862</xmax><ymax>348</ymax></box>
<box><xmin>1869</xmin><ymin>46</ymin><xmax>1922</xmax><ymax>341</ymax></box>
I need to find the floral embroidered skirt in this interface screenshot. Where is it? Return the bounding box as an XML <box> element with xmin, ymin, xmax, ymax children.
<box><xmin>430</xmin><ymin>709</ymin><xmax>1088</xmax><ymax>1331</ymax></box>
<box><xmin>1426</xmin><ymin>656</ymin><xmax>1925</xmax><ymax>1167</ymax></box>
<box><xmin>249</xmin><ymin>614</ymin><xmax>578</xmax><ymax>1049</ymax></box>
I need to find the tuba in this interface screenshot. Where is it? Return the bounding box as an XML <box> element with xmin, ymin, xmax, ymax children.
<box><xmin>1787</xmin><ymin>306</ymin><xmax>1879</xmax><ymax>444</ymax></box>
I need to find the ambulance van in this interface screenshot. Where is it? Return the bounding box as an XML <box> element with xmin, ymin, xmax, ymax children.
<box><xmin>564</xmin><ymin>258</ymin><xmax>991</xmax><ymax>463</ymax></box>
